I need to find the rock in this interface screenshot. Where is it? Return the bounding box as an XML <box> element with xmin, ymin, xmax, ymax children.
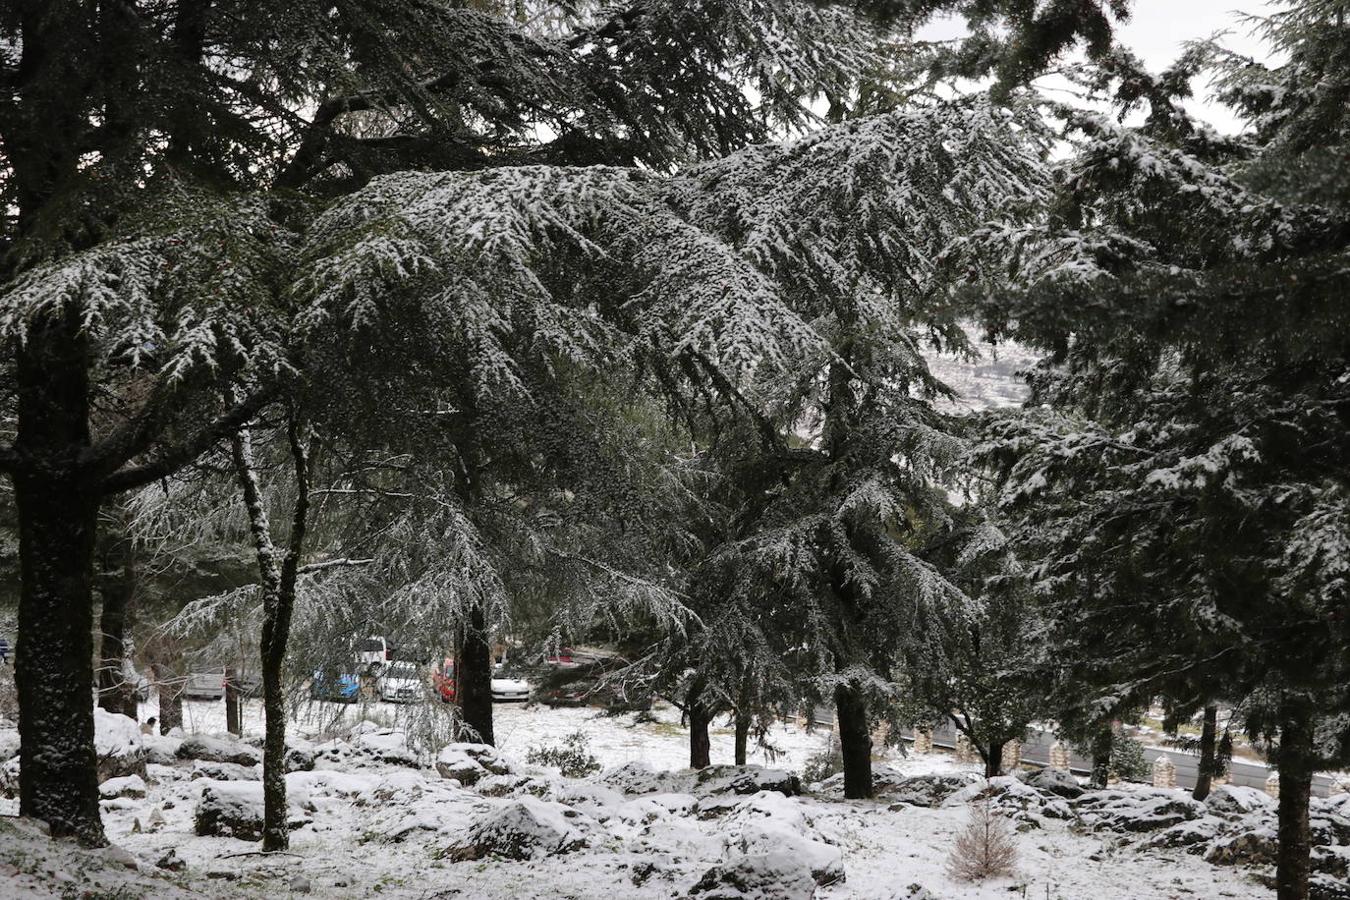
<box><xmin>0</xmin><ymin>725</ymin><xmax>19</xmax><ymax>761</ymax></box>
<box><xmin>1204</xmin><ymin>827</ymin><xmax>1279</xmax><ymax>867</ymax></box>
<box><xmin>286</xmin><ymin>744</ymin><xmax>317</xmax><ymax>773</ymax></box>
<box><xmin>688</xmin><ymin>851</ymin><xmax>818</xmax><ymax>900</ymax></box>
<box><xmin>289</xmin><ymin>875</ymin><xmax>312</xmax><ymax>894</ymax></box>
<box><xmin>191</xmin><ymin>760</ymin><xmax>260</xmax><ymax>782</ymax></box>
<box><xmin>98</xmin><ymin>775</ymin><xmax>147</xmax><ymax>800</ymax></box>
<box><xmin>444</xmin><ymin>797</ymin><xmax>592</xmax><ymax>862</ymax></box>
<box><xmin>598</xmin><ymin>760</ymin><xmax>690</xmax><ymax>795</ymax></box>
<box><xmin>883</xmin><ymin>772</ymin><xmax>980</xmax><ymax>808</ymax></box>
<box><xmin>353</xmin><ymin>730</ymin><xmax>420</xmax><ymax>767</ymax></box>
<box><xmin>1205</xmin><ymin>785</ymin><xmax>1275</xmax><ymax>818</ymax></box>
<box><xmin>1311</xmin><ymin>873</ymin><xmax>1350</xmax><ymax>900</ymax></box>
<box><xmin>95</xmin><ymin>708</ymin><xmax>147</xmax><ymax>781</ymax></box>
<box><xmin>104</xmin><ymin>846</ymin><xmax>139</xmax><ymax>870</ymax></box>
<box><xmin>817</xmin><ymin>764</ymin><xmax>914</xmax><ymax>798</ymax></box>
<box><xmin>141</xmin><ymin>734</ymin><xmax>183</xmax><ymax>766</ymax></box>
<box><xmin>0</xmin><ymin>757</ymin><xmax>18</xmax><ymax>798</ymax></box>
<box><xmin>155</xmin><ymin>849</ymin><xmax>185</xmax><ymax>872</ymax></box>
<box><xmin>194</xmin><ymin>780</ymin><xmax>312</xmax><ymax>841</ymax></box>
<box><xmin>694</xmin><ymin>766</ymin><xmax>802</xmax><ymax>798</ymax></box>
<box><xmin>1020</xmin><ymin>766</ymin><xmax>1085</xmax><ymax>799</ymax></box>
<box><xmin>1073</xmin><ymin>788</ymin><xmax>1207</xmax><ymax>833</ymax></box>
<box><xmin>1146</xmin><ymin>816</ymin><xmax>1224</xmax><ymax>851</ymax></box>
<box><xmin>943</xmin><ymin>776</ymin><xmax>1073</xmax><ymax>827</ymax></box>
<box><xmin>435</xmin><ymin>743</ymin><xmax>514</xmax><ymax>785</ymax></box>
<box><xmin>177</xmin><ymin>734</ymin><xmax>262</xmax><ymax>767</ymax></box>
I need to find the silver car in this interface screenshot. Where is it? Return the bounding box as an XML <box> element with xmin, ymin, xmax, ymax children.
<box><xmin>183</xmin><ymin>671</ymin><xmax>225</xmax><ymax>700</ymax></box>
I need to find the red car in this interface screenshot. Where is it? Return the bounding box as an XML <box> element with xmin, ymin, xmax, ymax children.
<box><xmin>433</xmin><ymin>658</ymin><xmax>456</xmax><ymax>703</ymax></box>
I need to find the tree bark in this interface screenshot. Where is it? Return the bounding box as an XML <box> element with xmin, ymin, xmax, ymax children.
<box><xmin>224</xmin><ymin>665</ymin><xmax>242</xmax><ymax>736</ymax></box>
<box><xmin>12</xmin><ymin>316</ymin><xmax>107</xmax><ymax>846</ymax></box>
<box><xmin>96</xmin><ymin>563</ymin><xmax>132</xmax><ymax>716</ymax></box>
<box><xmin>688</xmin><ymin>680</ymin><xmax>712</xmax><ymax>770</ymax></box>
<box><xmin>232</xmin><ymin>416</ymin><xmax>310</xmax><ymax>852</ymax></box>
<box><xmin>1192</xmin><ymin>705</ymin><xmax>1219</xmax><ymax>802</ymax></box>
<box><xmin>1275</xmin><ymin>700</ymin><xmax>1315</xmax><ymax>900</ymax></box>
<box><xmin>734</xmin><ymin>711</ymin><xmax>750</xmax><ymax>766</ymax></box>
<box><xmin>151</xmin><ymin>659</ymin><xmax>183</xmax><ymax>735</ymax></box>
<box><xmin>985</xmin><ymin>739</ymin><xmax>1006</xmax><ymax>779</ymax></box>
<box><xmin>834</xmin><ymin>682</ymin><xmax>873</xmax><ymax>799</ymax></box>
<box><xmin>456</xmin><ymin>602</ymin><xmax>495</xmax><ymax>746</ymax></box>
<box><xmin>1089</xmin><ymin>724</ymin><xmax>1114</xmax><ymax>789</ymax></box>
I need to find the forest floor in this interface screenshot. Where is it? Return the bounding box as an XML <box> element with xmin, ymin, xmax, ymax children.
<box><xmin>0</xmin><ymin>699</ymin><xmax>1287</xmax><ymax>899</ymax></box>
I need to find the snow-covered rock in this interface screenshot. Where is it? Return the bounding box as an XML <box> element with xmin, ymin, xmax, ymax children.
<box><xmin>435</xmin><ymin>742</ymin><xmax>513</xmax><ymax>785</ymax></box>
<box><xmin>352</xmin><ymin>729</ymin><xmax>421</xmax><ymax>767</ymax></box>
<box><xmin>1019</xmin><ymin>766</ymin><xmax>1086</xmax><ymax>799</ymax></box>
<box><xmin>98</xmin><ymin>774</ymin><xmax>146</xmax><ymax>800</ymax></box>
<box><xmin>0</xmin><ymin>723</ymin><xmax>19</xmax><ymax>761</ymax></box>
<box><xmin>694</xmin><ymin>765</ymin><xmax>802</xmax><ymax>798</ymax></box>
<box><xmin>1145</xmin><ymin>816</ymin><xmax>1225</xmax><ymax>851</ymax></box>
<box><xmin>883</xmin><ymin>771</ymin><xmax>980</xmax><ymax>807</ymax></box>
<box><xmin>95</xmin><ymin>708</ymin><xmax>146</xmax><ymax>781</ymax></box>
<box><xmin>688</xmin><ymin>850</ymin><xmax>818</xmax><ymax>900</ymax></box>
<box><xmin>190</xmin><ymin>760</ymin><xmax>260</xmax><ymax>781</ymax></box>
<box><xmin>141</xmin><ymin>734</ymin><xmax>182</xmax><ymax>766</ymax></box>
<box><xmin>1</xmin><ymin>756</ymin><xmax>19</xmax><ymax>798</ymax></box>
<box><xmin>1073</xmin><ymin>787</ymin><xmax>1207</xmax><ymax>833</ymax></box>
<box><xmin>598</xmin><ymin>760</ymin><xmax>689</xmax><ymax>795</ymax></box>
<box><xmin>1204</xmin><ymin>785</ymin><xmax>1274</xmax><ymax>818</ymax></box>
<box><xmin>445</xmin><ymin>797</ymin><xmax>593</xmax><ymax>861</ymax></box>
<box><xmin>943</xmin><ymin>776</ymin><xmax>1072</xmax><ymax>828</ymax></box>
<box><xmin>176</xmin><ymin>734</ymin><xmax>261</xmax><ymax>767</ymax></box>
<box><xmin>551</xmin><ymin>782</ymin><xmax>625</xmax><ymax>822</ymax></box>
<box><xmin>193</xmin><ymin>780</ymin><xmax>312</xmax><ymax>841</ymax></box>
<box><xmin>1203</xmin><ymin>826</ymin><xmax>1278</xmax><ymax>868</ymax></box>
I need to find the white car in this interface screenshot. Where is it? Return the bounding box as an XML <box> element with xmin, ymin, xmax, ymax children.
<box><xmin>491</xmin><ymin>667</ymin><xmax>531</xmax><ymax>703</ymax></box>
<box><xmin>377</xmin><ymin>662</ymin><xmax>424</xmax><ymax>703</ymax></box>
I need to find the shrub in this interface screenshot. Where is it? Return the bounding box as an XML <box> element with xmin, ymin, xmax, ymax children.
<box><xmin>800</xmin><ymin>735</ymin><xmax>844</xmax><ymax>784</ymax></box>
<box><xmin>947</xmin><ymin>789</ymin><xmax>1018</xmax><ymax>881</ymax></box>
<box><xmin>526</xmin><ymin>731</ymin><xmax>602</xmax><ymax>778</ymax></box>
<box><xmin>1110</xmin><ymin>732</ymin><xmax>1151</xmax><ymax>782</ymax></box>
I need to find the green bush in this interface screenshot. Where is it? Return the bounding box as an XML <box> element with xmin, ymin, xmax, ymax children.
<box><xmin>526</xmin><ymin>731</ymin><xmax>602</xmax><ymax>778</ymax></box>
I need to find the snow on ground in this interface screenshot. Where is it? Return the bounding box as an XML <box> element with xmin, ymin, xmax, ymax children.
<box><xmin>0</xmin><ymin>698</ymin><xmax>1281</xmax><ymax>899</ymax></box>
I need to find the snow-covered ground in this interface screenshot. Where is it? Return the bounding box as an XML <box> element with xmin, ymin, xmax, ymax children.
<box><xmin>0</xmin><ymin>697</ymin><xmax>1292</xmax><ymax>900</ymax></box>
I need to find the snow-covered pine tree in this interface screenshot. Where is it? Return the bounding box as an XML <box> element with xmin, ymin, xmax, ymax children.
<box><xmin>968</xmin><ymin>4</ymin><xmax>1350</xmax><ymax>895</ymax></box>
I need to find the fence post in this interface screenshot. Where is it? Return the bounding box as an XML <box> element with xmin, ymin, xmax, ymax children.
<box><xmin>1001</xmin><ymin>739</ymin><xmax>1022</xmax><ymax>772</ymax></box>
<box><xmin>1152</xmin><ymin>756</ymin><xmax>1177</xmax><ymax>789</ymax></box>
<box><xmin>1265</xmin><ymin>772</ymin><xmax>1280</xmax><ymax>799</ymax></box>
<box><xmin>955</xmin><ymin>733</ymin><xmax>975</xmax><ymax>764</ymax></box>
<box><xmin>1049</xmin><ymin>740</ymin><xmax>1070</xmax><ymax>771</ymax></box>
<box><xmin>914</xmin><ymin>728</ymin><xmax>934</xmax><ymax>754</ymax></box>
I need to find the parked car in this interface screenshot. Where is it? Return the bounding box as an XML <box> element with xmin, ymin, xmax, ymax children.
<box><xmin>491</xmin><ymin>665</ymin><xmax>531</xmax><ymax>703</ymax></box>
<box><xmin>433</xmin><ymin>658</ymin><xmax>456</xmax><ymax>703</ymax></box>
<box><xmin>544</xmin><ymin>647</ymin><xmax>579</xmax><ymax>669</ymax></box>
<box><xmin>310</xmin><ymin>669</ymin><xmax>360</xmax><ymax>703</ymax></box>
<box><xmin>183</xmin><ymin>671</ymin><xmax>225</xmax><ymax>701</ymax></box>
<box><xmin>355</xmin><ymin>637</ymin><xmax>390</xmax><ymax>669</ymax></box>
<box><xmin>535</xmin><ymin>659</ymin><xmax>651</xmax><ymax>712</ymax></box>
<box><xmin>377</xmin><ymin>662</ymin><xmax>424</xmax><ymax>703</ymax></box>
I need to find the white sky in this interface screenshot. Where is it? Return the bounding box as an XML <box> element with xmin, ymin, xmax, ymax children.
<box><xmin>921</xmin><ymin>0</ymin><xmax>1279</xmax><ymax>133</ymax></box>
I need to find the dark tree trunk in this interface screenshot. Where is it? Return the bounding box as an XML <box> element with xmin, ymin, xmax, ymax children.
<box><xmin>687</xmin><ymin>679</ymin><xmax>712</xmax><ymax>770</ymax></box>
<box><xmin>1193</xmin><ymin>705</ymin><xmax>1219</xmax><ymax>802</ymax></box>
<box><xmin>457</xmin><ymin>602</ymin><xmax>494</xmax><ymax>746</ymax></box>
<box><xmin>224</xmin><ymin>665</ymin><xmax>242</xmax><ymax>737</ymax></box>
<box><xmin>1089</xmin><ymin>724</ymin><xmax>1114</xmax><ymax>789</ymax></box>
<box><xmin>151</xmin><ymin>660</ymin><xmax>183</xmax><ymax>735</ymax></box>
<box><xmin>985</xmin><ymin>740</ymin><xmax>1006</xmax><ymax>779</ymax></box>
<box><xmin>734</xmin><ymin>711</ymin><xmax>750</xmax><ymax>766</ymax></box>
<box><xmin>233</xmin><ymin>418</ymin><xmax>310</xmax><ymax>852</ymax></box>
<box><xmin>12</xmin><ymin>318</ymin><xmax>107</xmax><ymax>846</ymax></box>
<box><xmin>1276</xmin><ymin>701</ymin><xmax>1315</xmax><ymax>900</ymax></box>
<box><xmin>834</xmin><ymin>682</ymin><xmax>872</xmax><ymax>799</ymax></box>
<box><xmin>96</xmin><ymin>574</ymin><xmax>131</xmax><ymax>716</ymax></box>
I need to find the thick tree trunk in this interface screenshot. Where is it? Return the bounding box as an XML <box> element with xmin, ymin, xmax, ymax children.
<box><xmin>224</xmin><ymin>665</ymin><xmax>242</xmax><ymax>737</ymax></box>
<box><xmin>1089</xmin><ymin>724</ymin><xmax>1114</xmax><ymax>789</ymax></box>
<box><xmin>1276</xmin><ymin>701</ymin><xmax>1315</xmax><ymax>900</ymax></box>
<box><xmin>834</xmin><ymin>682</ymin><xmax>873</xmax><ymax>799</ymax></box>
<box><xmin>734</xmin><ymin>711</ymin><xmax>750</xmax><ymax>766</ymax></box>
<box><xmin>151</xmin><ymin>660</ymin><xmax>183</xmax><ymax>735</ymax></box>
<box><xmin>985</xmin><ymin>740</ymin><xmax>1006</xmax><ymax>779</ymax></box>
<box><xmin>457</xmin><ymin>603</ymin><xmax>495</xmax><ymax>746</ymax></box>
<box><xmin>687</xmin><ymin>679</ymin><xmax>712</xmax><ymax>770</ymax></box>
<box><xmin>1193</xmin><ymin>705</ymin><xmax>1219</xmax><ymax>802</ymax></box>
<box><xmin>96</xmin><ymin>563</ymin><xmax>132</xmax><ymax>716</ymax></box>
<box><xmin>12</xmin><ymin>318</ymin><xmax>107</xmax><ymax>846</ymax></box>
